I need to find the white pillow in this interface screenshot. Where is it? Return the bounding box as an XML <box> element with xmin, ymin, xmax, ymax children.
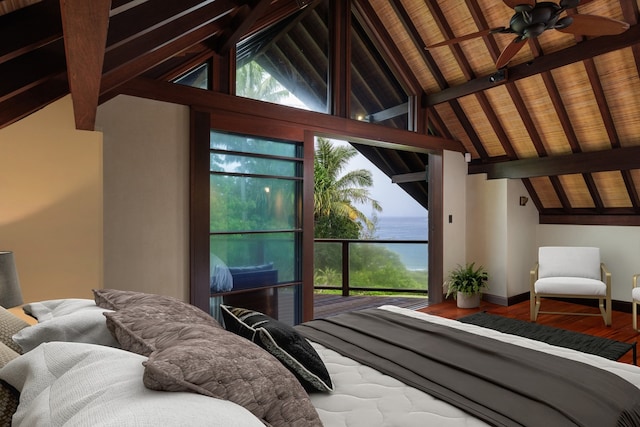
<box><xmin>0</xmin><ymin>341</ymin><xmax>265</xmax><ymax>427</ymax></box>
<box><xmin>12</xmin><ymin>309</ymin><xmax>119</xmax><ymax>352</ymax></box>
<box><xmin>22</xmin><ymin>298</ymin><xmax>101</xmax><ymax>322</ymax></box>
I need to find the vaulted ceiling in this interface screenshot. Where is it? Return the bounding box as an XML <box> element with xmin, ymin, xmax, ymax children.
<box><xmin>1</xmin><ymin>0</ymin><xmax>639</xmax><ymax>225</ymax></box>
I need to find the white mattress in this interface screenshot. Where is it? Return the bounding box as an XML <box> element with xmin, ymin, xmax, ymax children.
<box><xmin>309</xmin><ymin>305</ymin><xmax>640</xmax><ymax>427</ymax></box>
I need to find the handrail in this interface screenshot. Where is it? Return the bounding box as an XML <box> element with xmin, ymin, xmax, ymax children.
<box><xmin>314</xmin><ymin>238</ymin><xmax>428</xmax><ymax>296</ymax></box>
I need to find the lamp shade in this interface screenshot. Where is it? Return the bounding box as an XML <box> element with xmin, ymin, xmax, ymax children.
<box><xmin>0</xmin><ymin>251</ymin><xmax>23</xmax><ymax>308</ymax></box>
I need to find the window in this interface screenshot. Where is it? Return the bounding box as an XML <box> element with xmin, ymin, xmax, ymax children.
<box><xmin>209</xmin><ymin>131</ymin><xmax>304</xmax><ymax>325</ymax></box>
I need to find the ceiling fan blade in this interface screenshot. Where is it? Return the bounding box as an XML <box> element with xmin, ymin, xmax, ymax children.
<box><xmin>502</xmin><ymin>0</ymin><xmax>535</xmax><ymax>9</ymax></box>
<box><xmin>426</xmin><ymin>28</ymin><xmax>499</xmax><ymax>49</ymax></box>
<box><xmin>556</xmin><ymin>14</ymin><xmax>630</xmax><ymax>36</ymax></box>
<box><xmin>495</xmin><ymin>37</ymin><xmax>527</xmax><ymax>69</ymax></box>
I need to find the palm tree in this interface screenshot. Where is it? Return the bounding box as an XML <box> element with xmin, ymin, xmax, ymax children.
<box><xmin>314</xmin><ymin>138</ymin><xmax>382</xmax><ymax>238</ymax></box>
<box><xmin>236</xmin><ymin>61</ymin><xmax>289</xmax><ymax>103</ymax></box>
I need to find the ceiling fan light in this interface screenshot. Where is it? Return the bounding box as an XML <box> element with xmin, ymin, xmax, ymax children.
<box><xmin>524</xmin><ymin>23</ymin><xmax>546</xmax><ymax>38</ymax></box>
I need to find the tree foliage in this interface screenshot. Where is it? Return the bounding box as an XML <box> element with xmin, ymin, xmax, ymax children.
<box><xmin>314</xmin><ymin>138</ymin><xmax>381</xmax><ymax>238</ymax></box>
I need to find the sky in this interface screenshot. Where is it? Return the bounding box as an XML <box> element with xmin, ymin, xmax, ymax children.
<box><xmin>330</xmin><ymin>139</ymin><xmax>427</xmax><ymax>218</ymax></box>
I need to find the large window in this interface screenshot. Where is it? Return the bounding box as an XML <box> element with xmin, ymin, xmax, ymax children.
<box><xmin>209</xmin><ymin>131</ymin><xmax>304</xmax><ymax>325</ymax></box>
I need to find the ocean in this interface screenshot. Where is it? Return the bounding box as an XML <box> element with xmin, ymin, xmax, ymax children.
<box><xmin>374</xmin><ymin>216</ymin><xmax>428</xmax><ymax>271</ymax></box>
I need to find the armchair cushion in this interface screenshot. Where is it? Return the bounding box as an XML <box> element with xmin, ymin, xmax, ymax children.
<box><xmin>535</xmin><ymin>277</ymin><xmax>606</xmax><ymax>296</ymax></box>
<box><xmin>537</xmin><ymin>246</ymin><xmax>601</xmax><ymax>280</ymax></box>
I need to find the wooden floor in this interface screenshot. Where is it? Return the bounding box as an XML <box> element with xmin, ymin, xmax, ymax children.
<box><xmin>313</xmin><ymin>294</ymin><xmax>640</xmax><ymax>365</ymax></box>
<box><xmin>419</xmin><ymin>298</ymin><xmax>639</xmax><ymax>365</ymax></box>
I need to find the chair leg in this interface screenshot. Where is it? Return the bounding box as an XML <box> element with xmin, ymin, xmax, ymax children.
<box><xmin>530</xmin><ymin>294</ymin><xmax>536</xmax><ymax>321</ymax></box>
<box><xmin>634</xmin><ymin>301</ymin><xmax>638</xmax><ymax>332</ymax></box>
<box><xmin>598</xmin><ymin>299</ymin><xmax>611</xmax><ymax>326</ymax></box>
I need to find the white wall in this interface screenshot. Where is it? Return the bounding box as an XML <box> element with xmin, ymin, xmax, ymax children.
<box><xmin>466</xmin><ymin>174</ymin><xmax>509</xmax><ymax>299</ymax></box>
<box><xmin>442</xmin><ymin>150</ymin><xmax>467</xmax><ymax>279</ymax></box>
<box><xmin>96</xmin><ymin>95</ymin><xmax>190</xmax><ymax>301</ymax></box>
<box><xmin>537</xmin><ymin>225</ymin><xmax>640</xmax><ymax>302</ymax></box>
<box><xmin>0</xmin><ymin>96</ymin><xmax>103</xmax><ymax>303</ymax></box>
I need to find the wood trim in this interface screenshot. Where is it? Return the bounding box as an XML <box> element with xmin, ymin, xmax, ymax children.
<box><xmin>59</xmin><ymin>0</ymin><xmax>110</xmax><ymax>130</ymax></box>
<box><xmin>539</xmin><ymin>214</ymin><xmax>640</xmax><ymax>226</ymax></box>
<box><xmin>120</xmin><ymin>77</ymin><xmax>464</xmax><ymax>153</ymax></box>
<box><xmin>302</xmin><ymin>130</ymin><xmax>315</xmax><ymax>322</ymax></box>
<box><xmin>189</xmin><ymin>109</ymin><xmax>212</xmax><ymax>312</ymax></box>
<box><xmin>427</xmin><ymin>152</ymin><xmax>443</xmax><ymax>303</ymax></box>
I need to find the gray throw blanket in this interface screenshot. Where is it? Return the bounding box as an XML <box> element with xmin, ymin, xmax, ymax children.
<box><xmin>296</xmin><ymin>308</ymin><xmax>640</xmax><ymax>427</ymax></box>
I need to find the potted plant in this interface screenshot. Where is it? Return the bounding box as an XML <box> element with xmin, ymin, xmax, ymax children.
<box><xmin>444</xmin><ymin>262</ymin><xmax>488</xmax><ymax>308</ymax></box>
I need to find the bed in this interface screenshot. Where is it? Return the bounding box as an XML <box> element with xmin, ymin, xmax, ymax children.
<box><xmin>1</xmin><ymin>290</ymin><xmax>640</xmax><ymax>427</ymax></box>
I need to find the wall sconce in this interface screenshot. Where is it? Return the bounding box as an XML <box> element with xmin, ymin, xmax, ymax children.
<box><xmin>0</xmin><ymin>251</ymin><xmax>23</xmax><ymax>308</ymax></box>
<box><xmin>519</xmin><ymin>196</ymin><xmax>529</xmax><ymax>206</ymax></box>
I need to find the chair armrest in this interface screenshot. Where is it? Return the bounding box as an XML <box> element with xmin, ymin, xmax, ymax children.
<box><xmin>600</xmin><ymin>263</ymin><xmax>611</xmax><ymax>284</ymax></box>
<box><xmin>530</xmin><ymin>263</ymin><xmax>539</xmax><ymax>293</ymax></box>
<box><xmin>633</xmin><ymin>274</ymin><xmax>640</xmax><ymax>289</ymax></box>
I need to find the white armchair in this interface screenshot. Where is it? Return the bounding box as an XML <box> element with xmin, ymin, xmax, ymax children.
<box><xmin>530</xmin><ymin>246</ymin><xmax>611</xmax><ymax>326</ymax></box>
<box><xmin>633</xmin><ymin>274</ymin><xmax>640</xmax><ymax>331</ymax></box>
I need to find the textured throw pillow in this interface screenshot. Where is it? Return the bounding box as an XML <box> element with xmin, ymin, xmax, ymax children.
<box><xmin>0</xmin><ymin>306</ymin><xmax>30</xmax><ymax>354</ymax></box>
<box><xmin>93</xmin><ymin>289</ymin><xmax>217</xmax><ymax>326</ymax></box>
<box><xmin>0</xmin><ymin>342</ymin><xmax>20</xmax><ymax>427</ymax></box>
<box><xmin>142</xmin><ymin>322</ymin><xmax>323</xmax><ymax>427</ymax></box>
<box><xmin>220</xmin><ymin>305</ymin><xmax>333</xmax><ymax>393</ymax></box>
<box><xmin>104</xmin><ymin>302</ymin><xmax>221</xmax><ymax>356</ymax></box>
<box><xmin>12</xmin><ymin>309</ymin><xmax>119</xmax><ymax>353</ymax></box>
<box><xmin>0</xmin><ymin>342</ymin><xmax>265</xmax><ymax>427</ymax></box>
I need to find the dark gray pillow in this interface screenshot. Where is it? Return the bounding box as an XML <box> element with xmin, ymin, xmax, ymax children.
<box><xmin>220</xmin><ymin>305</ymin><xmax>333</xmax><ymax>393</ymax></box>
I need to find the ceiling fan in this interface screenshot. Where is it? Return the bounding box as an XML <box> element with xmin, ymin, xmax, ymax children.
<box><xmin>427</xmin><ymin>0</ymin><xmax>630</xmax><ymax>69</ymax></box>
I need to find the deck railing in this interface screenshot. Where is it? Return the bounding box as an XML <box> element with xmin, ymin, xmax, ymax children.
<box><xmin>314</xmin><ymin>238</ymin><xmax>428</xmax><ymax>296</ymax></box>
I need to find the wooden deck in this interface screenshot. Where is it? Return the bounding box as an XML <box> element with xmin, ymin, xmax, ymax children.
<box><xmin>313</xmin><ymin>294</ymin><xmax>640</xmax><ymax>365</ymax></box>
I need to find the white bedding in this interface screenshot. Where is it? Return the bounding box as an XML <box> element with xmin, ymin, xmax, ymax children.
<box><xmin>309</xmin><ymin>305</ymin><xmax>640</xmax><ymax>427</ymax></box>
<box><xmin>5</xmin><ymin>302</ymin><xmax>640</xmax><ymax>426</ymax></box>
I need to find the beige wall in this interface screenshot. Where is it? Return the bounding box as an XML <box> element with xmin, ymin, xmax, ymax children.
<box><xmin>96</xmin><ymin>95</ymin><xmax>190</xmax><ymax>301</ymax></box>
<box><xmin>442</xmin><ymin>150</ymin><xmax>467</xmax><ymax>278</ymax></box>
<box><xmin>0</xmin><ymin>96</ymin><xmax>103</xmax><ymax>303</ymax></box>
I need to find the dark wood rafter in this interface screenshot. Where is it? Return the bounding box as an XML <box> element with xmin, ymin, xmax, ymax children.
<box><xmin>522</xmin><ymin>178</ymin><xmax>544</xmax><ymax>212</ymax></box>
<box><xmin>469</xmin><ymin>145</ymin><xmax>640</xmax><ymax>179</ymax></box>
<box><xmin>329</xmin><ymin>0</ymin><xmax>350</xmax><ymax>117</ymax></box>
<box><xmin>214</xmin><ymin>0</ymin><xmax>273</xmax><ymax>53</ymax></box>
<box><xmin>59</xmin><ymin>0</ymin><xmax>110</xmax><ymax>131</ymax></box>
<box><xmin>550</xmin><ymin>175</ymin><xmax>571</xmax><ymax>212</ymax></box>
<box><xmin>0</xmin><ymin>0</ymin><xmax>61</xmax><ymax>64</ymax></box>
<box><xmin>582</xmin><ymin>173</ymin><xmax>604</xmax><ymax>214</ymax></box>
<box><xmin>426</xmin><ymin>23</ymin><xmax>640</xmax><ymax>106</ymax></box>
<box><xmin>504</xmin><ymin>83</ymin><xmax>547</xmax><ymax>157</ymax></box>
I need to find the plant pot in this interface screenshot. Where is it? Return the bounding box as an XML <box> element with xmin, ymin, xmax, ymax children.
<box><xmin>457</xmin><ymin>292</ymin><xmax>480</xmax><ymax>308</ymax></box>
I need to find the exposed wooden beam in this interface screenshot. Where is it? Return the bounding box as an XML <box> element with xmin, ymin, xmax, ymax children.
<box><xmin>59</xmin><ymin>0</ymin><xmax>110</xmax><ymax>130</ymax></box>
<box><xmin>469</xmin><ymin>146</ymin><xmax>640</xmax><ymax>179</ymax></box>
<box><xmin>120</xmin><ymin>77</ymin><xmax>464</xmax><ymax>153</ymax></box>
<box><xmin>215</xmin><ymin>0</ymin><xmax>272</xmax><ymax>53</ymax></box>
<box><xmin>426</xmin><ymin>23</ymin><xmax>640</xmax><ymax>106</ymax></box>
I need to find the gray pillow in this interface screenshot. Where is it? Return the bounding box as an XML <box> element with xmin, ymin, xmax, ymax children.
<box><xmin>143</xmin><ymin>322</ymin><xmax>323</xmax><ymax>427</ymax></box>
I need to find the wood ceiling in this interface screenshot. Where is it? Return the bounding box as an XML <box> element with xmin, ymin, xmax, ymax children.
<box><xmin>1</xmin><ymin>0</ymin><xmax>639</xmax><ymax>225</ymax></box>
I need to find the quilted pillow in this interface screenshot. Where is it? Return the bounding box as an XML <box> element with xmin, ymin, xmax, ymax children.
<box><xmin>93</xmin><ymin>289</ymin><xmax>217</xmax><ymax>326</ymax></box>
<box><xmin>220</xmin><ymin>305</ymin><xmax>333</xmax><ymax>393</ymax></box>
<box><xmin>143</xmin><ymin>322</ymin><xmax>322</xmax><ymax>427</ymax></box>
<box><xmin>0</xmin><ymin>306</ymin><xmax>30</xmax><ymax>354</ymax></box>
<box><xmin>103</xmin><ymin>303</ymin><xmax>216</xmax><ymax>356</ymax></box>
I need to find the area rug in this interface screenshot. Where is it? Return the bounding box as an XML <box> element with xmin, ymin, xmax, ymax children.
<box><xmin>458</xmin><ymin>311</ymin><xmax>635</xmax><ymax>362</ymax></box>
